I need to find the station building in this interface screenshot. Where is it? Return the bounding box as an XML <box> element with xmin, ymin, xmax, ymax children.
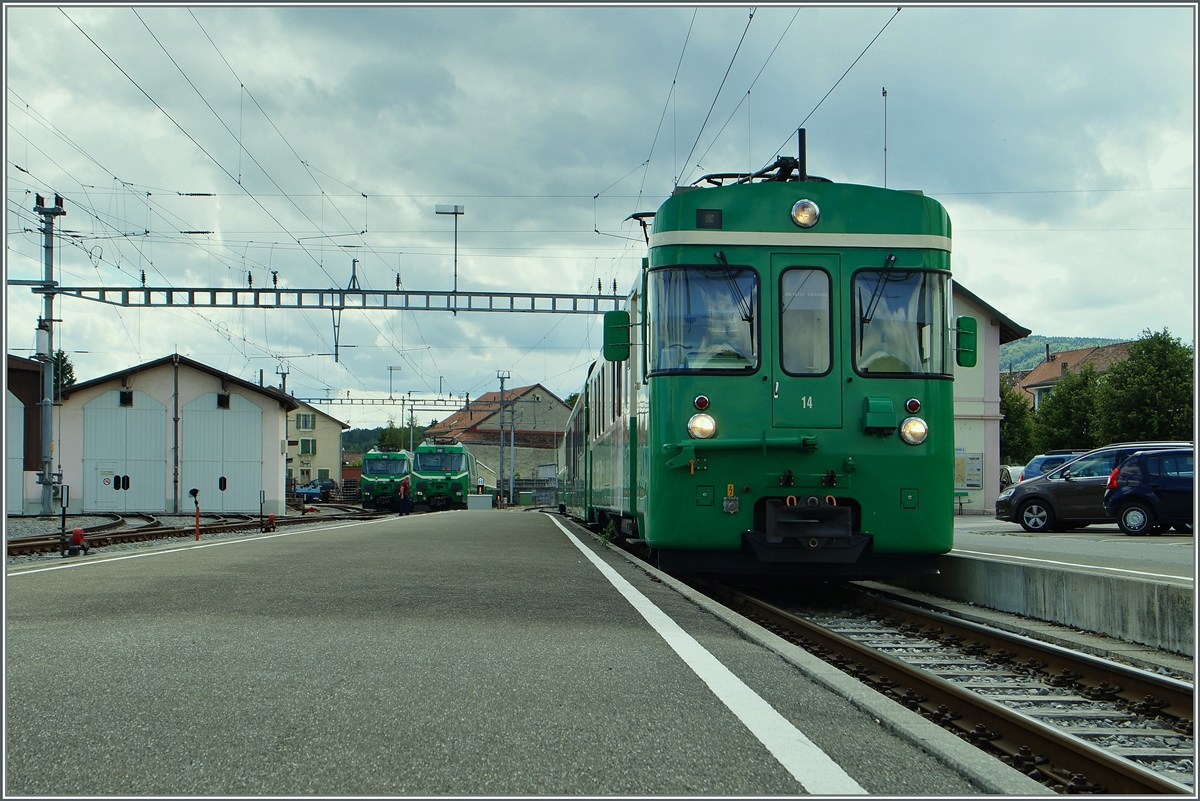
<box><xmin>423</xmin><ymin>384</ymin><xmax>571</xmax><ymax>486</ymax></box>
<box><xmin>286</xmin><ymin>401</ymin><xmax>348</xmax><ymax>490</ymax></box>
<box><xmin>5</xmin><ymin>355</ymin><xmax>44</xmax><ymax>514</ymax></box>
<box><xmin>952</xmin><ymin>284</ymin><xmax>1031</xmax><ymax>516</ymax></box>
<box><xmin>31</xmin><ymin>354</ymin><xmax>298</xmax><ymax>516</ymax></box>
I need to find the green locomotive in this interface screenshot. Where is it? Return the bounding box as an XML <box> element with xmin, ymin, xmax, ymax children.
<box><xmin>561</xmin><ymin>149</ymin><xmax>977</xmax><ymax>577</ymax></box>
<box><xmin>411</xmin><ymin>439</ymin><xmax>487</xmax><ymax>511</ymax></box>
<box><xmin>360</xmin><ymin>448</ymin><xmax>414</xmax><ymax>513</ymax></box>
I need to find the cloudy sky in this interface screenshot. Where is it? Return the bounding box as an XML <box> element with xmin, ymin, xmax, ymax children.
<box><xmin>5</xmin><ymin>5</ymin><xmax>1195</xmax><ymax>429</ymax></box>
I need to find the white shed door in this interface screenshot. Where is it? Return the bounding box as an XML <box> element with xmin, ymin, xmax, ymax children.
<box><xmin>182</xmin><ymin>393</ymin><xmax>262</xmax><ymax>512</ymax></box>
<box><xmin>82</xmin><ymin>390</ymin><xmax>167</xmax><ymax>512</ymax></box>
<box><xmin>6</xmin><ymin>390</ymin><xmax>25</xmax><ymax>514</ymax></box>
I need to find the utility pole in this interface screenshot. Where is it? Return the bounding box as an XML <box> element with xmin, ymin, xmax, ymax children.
<box><xmin>407</xmin><ymin>391</ymin><xmax>415</xmax><ymax>450</ymax></box>
<box><xmin>882</xmin><ymin>87</ymin><xmax>888</xmax><ymax>188</ymax></box>
<box><xmin>496</xmin><ymin>371</ymin><xmax>509</xmax><ymax>506</ymax></box>
<box><xmin>508</xmin><ymin>404</ymin><xmax>516</xmax><ymax>507</ymax></box>
<box><xmin>436</xmin><ymin>205</ymin><xmax>464</xmax><ymax>316</ymax></box>
<box><xmin>33</xmin><ymin>194</ymin><xmax>65</xmax><ymax>516</ymax></box>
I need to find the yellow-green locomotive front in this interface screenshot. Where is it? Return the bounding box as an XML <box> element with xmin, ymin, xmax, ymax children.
<box><xmin>632</xmin><ymin>175</ymin><xmax>970</xmax><ymax>577</ymax></box>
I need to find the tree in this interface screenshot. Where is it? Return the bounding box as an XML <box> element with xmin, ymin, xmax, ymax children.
<box><xmin>1092</xmin><ymin>329</ymin><xmax>1194</xmax><ymax>444</ymax></box>
<box><xmin>998</xmin><ymin>378</ymin><xmax>1036</xmax><ymax>465</ymax></box>
<box><xmin>565</xmin><ymin>392</ymin><xmax>580</xmax><ymax>409</ymax></box>
<box><xmin>52</xmin><ymin>349</ymin><xmax>75</xmax><ymax>399</ymax></box>
<box><xmin>377</xmin><ymin>417</ymin><xmax>406</xmax><ymax>450</ymax></box>
<box><xmin>1033</xmin><ymin>363</ymin><xmax>1100</xmax><ymax>452</ymax></box>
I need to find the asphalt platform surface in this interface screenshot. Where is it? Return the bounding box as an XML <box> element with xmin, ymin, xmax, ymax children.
<box><xmin>5</xmin><ymin>510</ymin><xmax>1047</xmax><ymax>795</ymax></box>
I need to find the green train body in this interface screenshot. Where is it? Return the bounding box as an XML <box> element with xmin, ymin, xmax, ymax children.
<box><xmin>561</xmin><ymin>158</ymin><xmax>976</xmax><ymax>578</ymax></box>
<box><xmin>360</xmin><ymin>448</ymin><xmax>414</xmax><ymax>513</ymax></box>
<box><xmin>411</xmin><ymin>439</ymin><xmax>487</xmax><ymax>511</ymax></box>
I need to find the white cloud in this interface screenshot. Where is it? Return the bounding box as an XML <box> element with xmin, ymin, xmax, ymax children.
<box><xmin>6</xmin><ymin>5</ymin><xmax>1194</xmax><ymax>428</ymax></box>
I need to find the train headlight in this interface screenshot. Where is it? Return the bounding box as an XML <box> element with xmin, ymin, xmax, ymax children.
<box><xmin>791</xmin><ymin>199</ymin><xmax>820</xmax><ymax>228</ymax></box>
<box><xmin>687</xmin><ymin>413</ymin><xmax>716</xmax><ymax>439</ymax></box>
<box><xmin>898</xmin><ymin>416</ymin><xmax>929</xmax><ymax>445</ymax></box>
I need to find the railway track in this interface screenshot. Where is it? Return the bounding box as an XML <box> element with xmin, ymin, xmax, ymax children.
<box><xmin>698</xmin><ymin>581</ymin><xmax>1193</xmax><ymax>795</ymax></box>
<box><xmin>7</xmin><ymin>506</ymin><xmax>388</xmax><ymax>557</ymax></box>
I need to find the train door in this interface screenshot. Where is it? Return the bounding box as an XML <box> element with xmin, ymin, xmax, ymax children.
<box><xmin>771</xmin><ymin>254</ymin><xmax>842</xmax><ymax>428</ymax></box>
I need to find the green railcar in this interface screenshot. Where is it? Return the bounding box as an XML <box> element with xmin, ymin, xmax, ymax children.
<box><xmin>560</xmin><ymin>153</ymin><xmax>977</xmax><ymax>578</ymax></box>
<box><xmin>411</xmin><ymin>439</ymin><xmax>487</xmax><ymax>511</ymax></box>
<box><xmin>360</xmin><ymin>448</ymin><xmax>414</xmax><ymax>513</ymax></box>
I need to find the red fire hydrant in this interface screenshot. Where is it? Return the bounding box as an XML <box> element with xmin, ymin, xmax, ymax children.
<box><xmin>264</xmin><ymin>513</ymin><xmax>276</xmax><ymax>533</ymax></box>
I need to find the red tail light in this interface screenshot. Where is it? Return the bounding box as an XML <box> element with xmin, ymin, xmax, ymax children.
<box><xmin>1106</xmin><ymin>467</ymin><xmax>1120</xmax><ymax>490</ymax></box>
<box><xmin>1019</xmin><ymin>470</ymin><xmax>1025</xmax><ymax>481</ymax></box>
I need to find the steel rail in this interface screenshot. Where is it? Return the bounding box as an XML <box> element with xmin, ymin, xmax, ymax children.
<box><xmin>7</xmin><ymin>509</ymin><xmax>388</xmax><ymax>557</ymax></box>
<box><xmin>857</xmin><ymin>589</ymin><xmax>1193</xmax><ymax>730</ymax></box>
<box><xmin>718</xmin><ymin>587</ymin><xmax>1192</xmax><ymax>795</ymax></box>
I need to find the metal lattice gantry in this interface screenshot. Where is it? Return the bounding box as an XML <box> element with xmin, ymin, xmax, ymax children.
<box><xmin>294</xmin><ymin>396</ymin><xmax>468</xmax><ymax>408</ymax></box>
<box><xmin>31</xmin><ymin>285</ymin><xmax>622</xmax><ymax>315</ymax></box>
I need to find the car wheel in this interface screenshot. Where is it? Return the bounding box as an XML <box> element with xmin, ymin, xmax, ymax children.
<box><xmin>1118</xmin><ymin>502</ymin><xmax>1155</xmax><ymax>536</ymax></box>
<box><xmin>1018</xmin><ymin>500</ymin><xmax>1055</xmax><ymax>533</ymax></box>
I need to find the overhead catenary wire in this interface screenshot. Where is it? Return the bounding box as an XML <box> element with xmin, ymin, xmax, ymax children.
<box><xmin>766</xmin><ymin>7</ymin><xmax>903</xmax><ymax>165</ymax></box>
<box><xmin>691</xmin><ymin>7</ymin><xmax>802</xmax><ymax>176</ymax></box>
<box><xmin>678</xmin><ymin>8</ymin><xmax>757</xmax><ymax>187</ymax></box>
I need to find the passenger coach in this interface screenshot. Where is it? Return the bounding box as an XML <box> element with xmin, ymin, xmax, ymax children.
<box><xmin>561</xmin><ymin>147</ymin><xmax>977</xmax><ymax>578</ymax></box>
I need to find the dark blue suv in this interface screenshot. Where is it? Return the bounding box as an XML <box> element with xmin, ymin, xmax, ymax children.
<box><xmin>1019</xmin><ymin>450</ymin><xmax>1089</xmax><ymax>482</ymax></box>
<box><xmin>1103</xmin><ymin>448</ymin><xmax>1194</xmax><ymax>535</ymax></box>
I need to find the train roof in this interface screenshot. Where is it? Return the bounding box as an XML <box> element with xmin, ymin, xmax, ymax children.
<box><xmin>644</xmin><ymin>157</ymin><xmax>951</xmax><ymax>250</ymax></box>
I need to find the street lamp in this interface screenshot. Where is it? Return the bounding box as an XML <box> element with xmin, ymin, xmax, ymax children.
<box><xmin>435</xmin><ymin>204</ymin><xmax>464</xmax><ymax>313</ymax></box>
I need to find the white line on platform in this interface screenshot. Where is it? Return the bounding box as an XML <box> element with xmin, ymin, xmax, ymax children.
<box><xmin>952</xmin><ymin>549</ymin><xmax>1193</xmax><ymax>584</ymax></box>
<box><xmin>547</xmin><ymin>514</ymin><xmax>866</xmax><ymax>795</ymax></box>
<box><xmin>6</xmin><ymin>517</ymin><xmax>393</xmax><ymax>577</ymax></box>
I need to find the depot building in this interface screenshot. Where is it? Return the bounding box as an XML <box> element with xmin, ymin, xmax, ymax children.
<box><xmin>39</xmin><ymin>354</ymin><xmax>297</xmax><ymax>516</ymax></box>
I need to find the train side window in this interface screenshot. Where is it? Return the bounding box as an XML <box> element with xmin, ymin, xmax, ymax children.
<box><xmin>779</xmin><ymin>268</ymin><xmax>831</xmax><ymax>375</ymax></box>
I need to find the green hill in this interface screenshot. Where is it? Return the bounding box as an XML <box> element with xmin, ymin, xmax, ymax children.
<box><xmin>998</xmin><ymin>336</ymin><xmax>1125</xmax><ymax>372</ymax></box>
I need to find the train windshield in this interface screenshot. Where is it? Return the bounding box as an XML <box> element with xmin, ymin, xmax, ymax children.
<box><xmin>853</xmin><ymin>269</ymin><xmax>950</xmax><ymax>375</ymax></box>
<box><xmin>362</xmin><ymin>457</ymin><xmax>409</xmax><ymax>475</ymax></box>
<box><xmin>648</xmin><ymin>266</ymin><xmax>758</xmax><ymax>374</ymax></box>
<box><xmin>415</xmin><ymin>452</ymin><xmax>465</xmax><ymax>472</ymax></box>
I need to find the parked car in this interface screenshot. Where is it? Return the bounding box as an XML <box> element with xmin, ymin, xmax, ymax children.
<box><xmin>996</xmin><ymin>441</ymin><xmax>1192</xmax><ymax>532</ymax></box>
<box><xmin>1019</xmin><ymin>450</ymin><xmax>1090</xmax><ymax>482</ymax></box>
<box><xmin>295</xmin><ymin>478</ymin><xmax>338</xmax><ymax>503</ymax></box>
<box><xmin>1103</xmin><ymin>448</ymin><xmax>1194</xmax><ymax>535</ymax></box>
<box><xmin>999</xmin><ymin>465</ymin><xmax>1023</xmax><ymax>491</ymax></box>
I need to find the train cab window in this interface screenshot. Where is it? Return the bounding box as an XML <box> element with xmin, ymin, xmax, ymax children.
<box><xmin>648</xmin><ymin>266</ymin><xmax>758</xmax><ymax>374</ymax></box>
<box><xmin>853</xmin><ymin>269</ymin><xmax>950</xmax><ymax>376</ymax></box>
<box><xmin>363</xmin><ymin>456</ymin><xmax>409</xmax><ymax>475</ymax></box>
<box><xmin>779</xmin><ymin>268</ymin><xmax>831</xmax><ymax>375</ymax></box>
<box><xmin>415</xmin><ymin>452</ymin><xmax>465</xmax><ymax>472</ymax></box>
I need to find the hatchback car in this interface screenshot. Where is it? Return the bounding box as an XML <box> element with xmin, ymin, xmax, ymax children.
<box><xmin>1103</xmin><ymin>448</ymin><xmax>1194</xmax><ymax>535</ymax></box>
<box><xmin>1019</xmin><ymin>450</ymin><xmax>1089</xmax><ymax>482</ymax></box>
<box><xmin>996</xmin><ymin>441</ymin><xmax>1192</xmax><ymax>532</ymax></box>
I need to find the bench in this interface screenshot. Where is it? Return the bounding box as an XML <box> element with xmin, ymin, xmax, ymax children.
<box><xmin>953</xmin><ymin>491</ymin><xmax>972</xmax><ymax>515</ymax></box>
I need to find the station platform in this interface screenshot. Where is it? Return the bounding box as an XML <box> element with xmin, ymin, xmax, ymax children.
<box><xmin>5</xmin><ymin>509</ymin><xmax>1048</xmax><ymax>795</ymax></box>
<box><xmin>881</xmin><ymin>517</ymin><xmax>1194</xmax><ymax>663</ymax></box>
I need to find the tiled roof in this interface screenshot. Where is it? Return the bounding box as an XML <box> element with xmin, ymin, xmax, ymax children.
<box><xmin>1018</xmin><ymin>343</ymin><xmax>1133</xmax><ymax>392</ymax></box>
<box><xmin>424</xmin><ymin>385</ymin><xmax>537</xmax><ymax>439</ymax></box>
